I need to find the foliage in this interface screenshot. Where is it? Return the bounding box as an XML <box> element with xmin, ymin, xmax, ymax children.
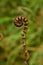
<box><xmin>0</xmin><ymin>0</ymin><xmax>43</xmax><ymax>65</ymax></box>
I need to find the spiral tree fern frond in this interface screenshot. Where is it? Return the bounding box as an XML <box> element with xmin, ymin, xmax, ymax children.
<box><xmin>14</xmin><ymin>16</ymin><xmax>29</xmax><ymax>65</ymax></box>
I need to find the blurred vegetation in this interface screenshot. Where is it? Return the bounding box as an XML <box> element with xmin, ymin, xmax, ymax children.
<box><xmin>0</xmin><ymin>0</ymin><xmax>43</xmax><ymax>65</ymax></box>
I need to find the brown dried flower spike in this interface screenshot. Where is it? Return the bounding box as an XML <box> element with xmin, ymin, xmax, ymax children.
<box><xmin>14</xmin><ymin>16</ymin><xmax>28</xmax><ymax>65</ymax></box>
<box><xmin>0</xmin><ymin>33</ymin><xmax>3</xmax><ymax>41</ymax></box>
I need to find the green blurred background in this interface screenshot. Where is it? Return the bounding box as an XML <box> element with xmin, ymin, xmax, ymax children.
<box><xmin>0</xmin><ymin>0</ymin><xmax>43</xmax><ymax>65</ymax></box>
